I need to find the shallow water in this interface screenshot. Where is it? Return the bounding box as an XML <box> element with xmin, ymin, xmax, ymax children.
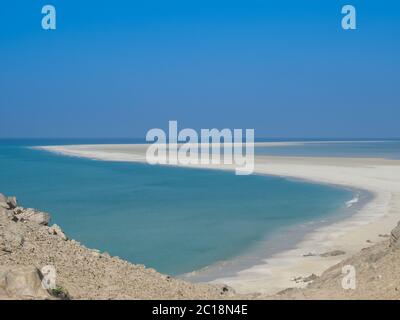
<box><xmin>256</xmin><ymin>140</ymin><xmax>400</xmax><ymax>158</ymax></box>
<box><xmin>0</xmin><ymin>139</ymin><xmax>353</xmax><ymax>275</ymax></box>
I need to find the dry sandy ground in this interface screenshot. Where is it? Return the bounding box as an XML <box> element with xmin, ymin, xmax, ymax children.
<box><xmin>36</xmin><ymin>143</ymin><xmax>400</xmax><ymax>296</ymax></box>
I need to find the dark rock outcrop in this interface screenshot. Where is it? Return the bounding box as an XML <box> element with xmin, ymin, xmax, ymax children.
<box><xmin>390</xmin><ymin>222</ymin><xmax>400</xmax><ymax>248</ymax></box>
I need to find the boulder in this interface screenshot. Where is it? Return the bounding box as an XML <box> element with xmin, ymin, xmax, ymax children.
<box><xmin>7</xmin><ymin>196</ymin><xmax>17</xmax><ymax>209</ymax></box>
<box><xmin>303</xmin><ymin>252</ymin><xmax>316</xmax><ymax>257</ymax></box>
<box><xmin>320</xmin><ymin>250</ymin><xmax>346</xmax><ymax>257</ymax></box>
<box><xmin>390</xmin><ymin>221</ymin><xmax>400</xmax><ymax>248</ymax></box>
<box><xmin>29</xmin><ymin>211</ymin><xmax>50</xmax><ymax>225</ymax></box>
<box><xmin>48</xmin><ymin>224</ymin><xmax>67</xmax><ymax>240</ymax></box>
<box><xmin>0</xmin><ymin>266</ymin><xmax>51</xmax><ymax>299</ymax></box>
<box><xmin>303</xmin><ymin>273</ymin><xmax>318</xmax><ymax>283</ymax></box>
<box><xmin>14</xmin><ymin>208</ymin><xmax>50</xmax><ymax>226</ymax></box>
<box><xmin>102</xmin><ymin>252</ymin><xmax>111</xmax><ymax>258</ymax></box>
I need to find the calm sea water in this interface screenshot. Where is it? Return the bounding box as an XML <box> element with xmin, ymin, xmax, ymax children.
<box><xmin>256</xmin><ymin>140</ymin><xmax>400</xmax><ymax>158</ymax></box>
<box><xmin>0</xmin><ymin>139</ymin><xmax>361</xmax><ymax>275</ymax></box>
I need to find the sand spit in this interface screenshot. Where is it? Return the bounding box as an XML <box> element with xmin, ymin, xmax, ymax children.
<box><xmin>36</xmin><ymin>144</ymin><xmax>400</xmax><ymax>295</ymax></box>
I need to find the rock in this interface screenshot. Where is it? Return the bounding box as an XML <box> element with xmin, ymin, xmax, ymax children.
<box><xmin>14</xmin><ymin>208</ymin><xmax>50</xmax><ymax>226</ymax></box>
<box><xmin>303</xmin><ymin>252</ymin><xmax>316</xmax><ymax>257</ymax></box>
<box><xmin>7</xmin><ymin>196</ymin><xmax>17</xmax><ymax>209</ymax></box>
<box><xmin>30</xmin><ymin>211</ymin><xmax>50</xmax><ymax>226</ymax></box>
<box><xmin>303</xmin><ymin>273</ymin><xmax>318</xmax><ymax>283</ymax></box>
<box><xmin>320</xmin><ymin>250</ymin><xmax>346</xmax><ymax>257</ymax></box>
<box><xmin>13</xmin><ymin>207</ymin><xmax>24</xmax><ymax>214</ymax></box>
<box><xmin>48</xmin><ymin>224</ymin><xmax>67</xmax><ymax>240</ymax></box>
<box><xmin>220</xmin><ymin>285</ymin><xmax>231</xmax><ymax>293</ymax></box>
<box><xmin>291</xmin><ymin>276</ymin><xmax>303</xmax><ymax>283</ymax></box>
<box><xmin>102</xmin><ymin>252</ymin><xmax>111</xmax><ymax>258</ymax></box>
<box><xmin>390</xmin><ymin>222</ymin><xmax>400</xmax><ymax>248</ymax></box>
<box><xmin>0</xmin><ymin>193</ymin><xmax>6</xmax><ymax>202</ymax></box>
<box><xmin>0</xmin><ymin>266</ymin><xmax>51</xmax><ymax>299</ymax></box>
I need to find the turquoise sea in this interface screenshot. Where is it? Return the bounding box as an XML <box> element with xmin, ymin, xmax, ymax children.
<box><xmin>255</xmin><ymin>139</ymin><xmax>400</xmax><ymax>158</ymax></box>
<box><xmin>1</xmin><ymin>139</ymin><xmax>393</xmax><ymax>275</ymax></box>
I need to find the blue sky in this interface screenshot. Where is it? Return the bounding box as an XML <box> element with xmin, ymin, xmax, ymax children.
<box><xmin>0</xmin><ymin>0</ymin><xmax>399</xmax><ymax>138</ymax></box>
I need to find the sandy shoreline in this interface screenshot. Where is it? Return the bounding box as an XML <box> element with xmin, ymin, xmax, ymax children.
<box><xmin>34</xmin><ymin>143</ymin><xmax>400</xmax><ymax>295</ymax></box>
<box><xmin>181</xmin><ymin>185</ymin><xmax>371</xmax><ymax>284</ymax></box>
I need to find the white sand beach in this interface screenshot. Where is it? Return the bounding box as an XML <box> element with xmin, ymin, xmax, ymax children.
<box><xmin>36</xmin><ymin>143</ymin><xmax>400</xmax><ymax>295</ymax></box>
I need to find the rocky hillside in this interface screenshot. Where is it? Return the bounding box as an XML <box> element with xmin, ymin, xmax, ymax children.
<box><xmin>0</xmin><ymin>193</ymin><xmax>237</xmax><ymax>300</ymax></box>
<box><xmin>273</xmin><ymin>222</ymin><xmax>400</xmax><ymax>299</ymax></box>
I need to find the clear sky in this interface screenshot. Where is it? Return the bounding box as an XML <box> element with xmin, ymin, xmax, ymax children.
<box><xmin>0</xmin><ymin>0</ymin><xmax>399</xmax><ymax>138</ymax></box>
